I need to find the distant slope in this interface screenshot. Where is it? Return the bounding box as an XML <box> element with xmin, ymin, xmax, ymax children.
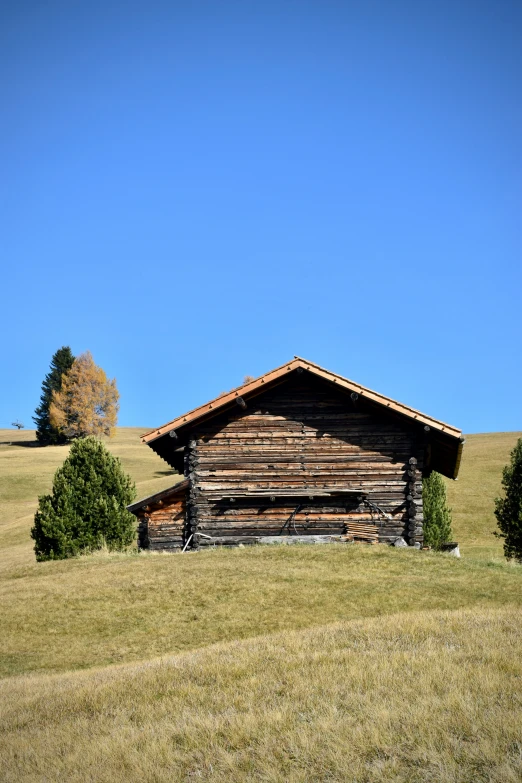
<box><xmin>446</xmin><ymin>431</ymin><xmax>521</xmax><ymax>558</ymax></box>
<box><xmin>1</xmin><ymin>427</ymin><xmax>519</xmax><ymax>566</ymax></box>
<box><xmin>1</xmin><ymin>607</ymin><xmax>521</xmax><ymax>782</ymax></box>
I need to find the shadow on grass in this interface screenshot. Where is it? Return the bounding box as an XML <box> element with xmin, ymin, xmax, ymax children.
<box><xmin>0</xmin><ymin>440</ymin><xmax>41</xmax><ymax>448</ymax></box>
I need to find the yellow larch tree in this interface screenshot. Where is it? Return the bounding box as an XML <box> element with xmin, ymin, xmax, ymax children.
<box><xmin>49</xmin><ymin>351</ymin><xmax>119</xmax><ymax>439</ymax></box>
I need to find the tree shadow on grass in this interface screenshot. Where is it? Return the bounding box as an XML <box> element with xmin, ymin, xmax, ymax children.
<box><xmin>0</xmin><ymin>440</ymin><xmax>41</xmax><ymax>448</ymax></box>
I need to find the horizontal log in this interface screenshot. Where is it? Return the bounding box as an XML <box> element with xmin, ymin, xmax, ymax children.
<box><xmin>198</xmin><ymin>435</ymin><xmax>412</xmax><ymax>444</ymax></box>
<box><xmin>195</xmin><ymin>507</ymin><xmax>404</xmax><ymax>517</ymax></box>
<box><xmin>148</xmin><ymin>537</ymin><xmax>184</xmax><ymax>545</ymax></box>
<box><xmin>197</xmin><ymin>432</ymin><xmax>416</xmax><ymax>441</ymax></box>
<box><xmin>197</xmin><ymin>443</ymin><xmax>415</xmax><ymax>451</ymax></box>
<box><xmin>195</xmin><ymin>522</ymin><xmax>401</xmax><ymax>532</ymax></box>
<box><xmin>149</xmin><ymin>544</ymin><xmax>183</xmax><ymax>551</ymax></box>
<box><xmin>198</xmin><ymin>501</ymin><xmax>404</xmax><ymax>511</ymax></box>
<box><xmin>194</xmin><ymin>520</ymin><xmax>380</xmax><ymax>533</ymax></box>
<box><xmin>197</xmin><ymin>482</ymin><xmax>409</xmax><ymax>493</ymax></box>
<box><xmin>198</xmin><ymin>420</ymin><xmax>413</xmax><ymax>431</ymax></box>
<box><xmin>197</xmin><ymin>469</ymin><xmax>407</xmax><ymax>478</ymax></box>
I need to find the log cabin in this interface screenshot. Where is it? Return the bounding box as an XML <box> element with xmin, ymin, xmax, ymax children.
<box><xmin>128</xmin><ymin>357</ymin><xmax>463</xmax><ymax>551</ymax></box>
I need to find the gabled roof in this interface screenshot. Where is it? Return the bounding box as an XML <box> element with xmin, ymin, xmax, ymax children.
<box><xmin>141</xmin><ymin>356</ymin><xmax>462</xmax><ymax>444</ymax></box>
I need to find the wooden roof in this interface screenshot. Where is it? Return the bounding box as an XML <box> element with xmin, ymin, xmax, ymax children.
<box><xmin>142</xmin><ymin>356</ymin><xmax>462</xmax><ymax>443</ymax></box>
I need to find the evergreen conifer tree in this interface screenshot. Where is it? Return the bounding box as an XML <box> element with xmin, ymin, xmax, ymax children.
<box><xmin>31</xmin><ymin>437</ymin><xmax>137</xmax><ymax>561</ymax></box>
<box><xmin>494</xmin><ymin>438</ymin><xmax>522</xmax><ymax>561</ymax></box>
<box><xmin>422</xmin><ymin>471</ymin><xmax>453</xmax><ymax>549</ymax></box>
<box><xmin>33</xmin><ymin>346</ymin><xmax>75</xmax><ymax>444</ymax></box>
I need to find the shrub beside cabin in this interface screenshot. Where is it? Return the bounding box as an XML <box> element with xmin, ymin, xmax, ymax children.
<box><xmin>129</xmin><ymin>358</ymin><xmax>463</xmax><ymax>550</ymax></box>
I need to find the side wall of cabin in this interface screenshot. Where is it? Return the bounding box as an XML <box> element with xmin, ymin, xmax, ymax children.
<box><xmin>186</xmin><ymin>375</ymin><xmax>424</xmax><ymax>548</ymax></box>
<box><xmin>137</xmin><ymin>492</ymin><xmax>187</xmax><ymax>551</ymax></box>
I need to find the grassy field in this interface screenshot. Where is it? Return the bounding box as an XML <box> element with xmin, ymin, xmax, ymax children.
<box><xmin>1</xmin><ymin>427</ymin><xmax>521</xmax><ymax>781</ymax></box>
<box><xmin>2</xmin><ymin>542</ymin><xmax>522</xmax><ymax>678</ymax></box>
<box><xmin>2</xmin><ymin>607</ymin><xmax>521</xmax><ymax>782</ymax></box>
<box><xmin>446</xmin><ymin>431</ymin><xmax>520</xmax><ymax>560</ymax></box>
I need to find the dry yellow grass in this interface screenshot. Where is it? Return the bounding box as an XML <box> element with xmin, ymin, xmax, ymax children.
<box><xmin>1</xmin><ymin>607</ymin><xmax>521</xmax><ymax>782</ymax></box>
<box><xmin>446</xmin><ymin>431</ymin><xmax>521</xmax><ymax>559</ymax></box>
<box><xmin>1</xmin><ymin>427</ymin><xmax>522</xmax><ymax>781</ymax></box>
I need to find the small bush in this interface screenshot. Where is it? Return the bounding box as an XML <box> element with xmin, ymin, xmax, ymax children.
<box><xmin>31</xmin><ymin>437</ymin><xmax>137</xmax><ymax>561</ymax></box>
<box><xmin>422</xmin><ymin>471</ymin><xmax>453</xmax><ymax>549</ymax></box>
<box><xmin>495</xmin><ymin>437</ymin><xmax>522</xmax><ymax>562</ymax></box>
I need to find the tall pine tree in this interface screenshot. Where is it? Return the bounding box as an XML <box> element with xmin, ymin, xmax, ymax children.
<box><xmin>33</xmin><ymin>347</ymin><xmax>75</xmax><ymax>444</ymax></box>
<box><xmin>494</xmin><ymin>438</ymin><xmax>522</xmax><ymax>561</ymax></box>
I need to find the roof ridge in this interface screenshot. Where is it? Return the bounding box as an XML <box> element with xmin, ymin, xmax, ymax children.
<box><xmin>141</xmin><ymin>357</ymin><xmax>462</xmax><ymax>444</ymax></box>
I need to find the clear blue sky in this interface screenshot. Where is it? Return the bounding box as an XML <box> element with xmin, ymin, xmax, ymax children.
<box><xmin>1</xmin><ymin>0</ymin><xmax>520</xmax><ymax>434</ymax></box>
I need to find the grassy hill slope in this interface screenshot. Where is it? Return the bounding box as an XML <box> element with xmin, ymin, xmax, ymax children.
<box><xmin>2</xmin><ymin>542</ymin><xmax>522</xmax><ymax>678</ymax></box>
<box><xmin>2</xmin><ymin>607</ymin><xmax>521</xmax><ymax>782</ymax></box>
<box><xmin>0</xmin><ymin>427</ymin><xmax>521</xmax><ymax>679</ymax></box>
<box><xmin>446</xmin><ymin>431</ymin><xmax>521</xmax><ymax>559</ymax></box>
<box><xmin>1</xmin><ymin>428</ymin><xmax>521</xmax><ymax>780</ymax></box>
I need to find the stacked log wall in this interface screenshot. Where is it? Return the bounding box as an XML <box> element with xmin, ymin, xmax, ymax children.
<box><xmin>137</xmin><ymin>493</ymin><xmax>187</xmax><ymax>551</ymax></box>
<box><xmin>188</xmin><ymin>376</ymin><xmax>424</xmax><ymax>547</ymax></box>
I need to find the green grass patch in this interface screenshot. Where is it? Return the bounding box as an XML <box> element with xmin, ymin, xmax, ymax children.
<box><xmin>446</xmin><ymin>431</ymin><xmax>521</xmax><ymax>559</ymax></box>
<box><xmin>1</xmin><ymin>427</ymin><xmax>521</xmax><ymax>678</ymax></box>
<box><xmin>1</xmin><ymin>544</ymin><xmax>521</xmax><ymax>678</ymax></box>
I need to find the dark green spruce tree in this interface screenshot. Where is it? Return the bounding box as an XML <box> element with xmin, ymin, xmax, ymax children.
<box><xmin>33</xmin><ymin>346</ymin><xmax>75</xmax><ymax>444</ymax></box>
<box><xmin>422</xmin><ymin>471</ymin><xmax>453</xmax><ymax>549</ymax></box>
<box><xmin>31</xmin><ymin>437</ymin><xmax>137</xmax><ymax>561</ymax></box>
<box><xmin>494</xmin><ymin>438</ymin><xmax>522</xmax><ymax>561</ymax></box>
